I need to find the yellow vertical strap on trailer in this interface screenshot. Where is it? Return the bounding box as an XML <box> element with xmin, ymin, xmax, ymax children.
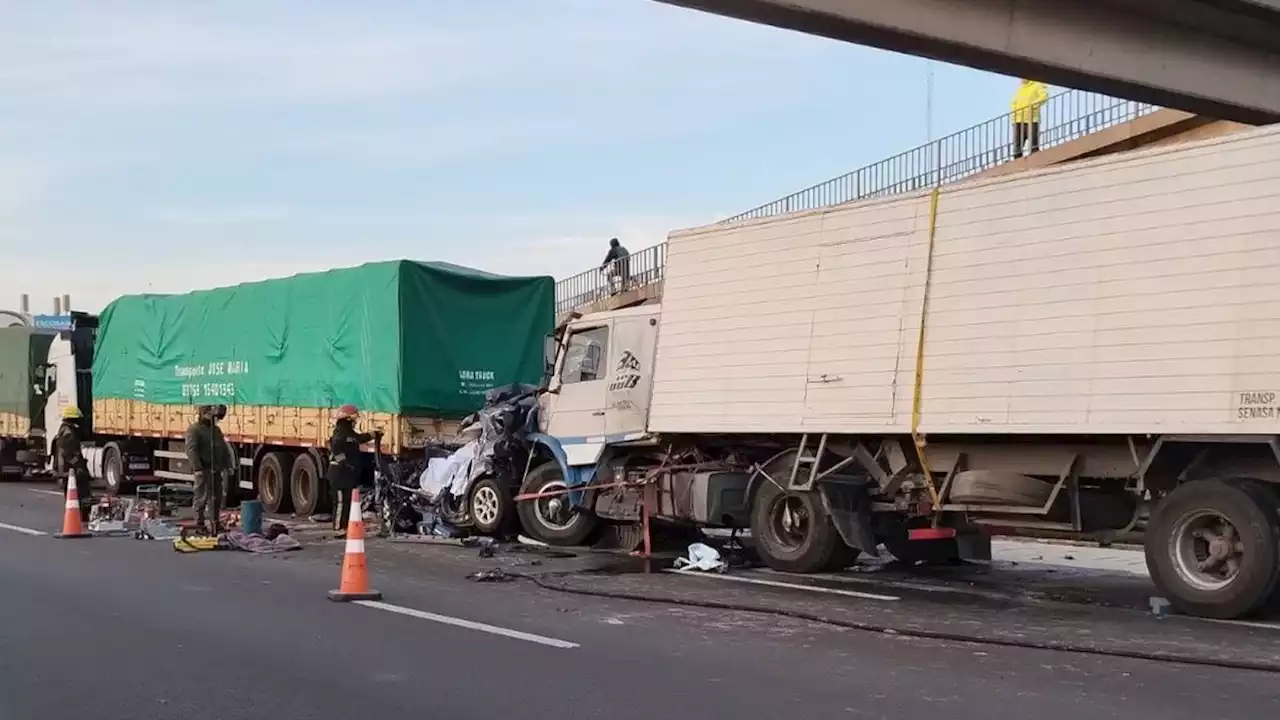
<box><xmin>911</xmin><ymin>187</ymin><xmax>942</xmax><ymax>509</ymax></box>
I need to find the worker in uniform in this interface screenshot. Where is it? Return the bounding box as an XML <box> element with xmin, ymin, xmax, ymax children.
<box><xmin>326</xmin><ymin>404</ymin><xmax>375</xmax><ymax>537</ymax></box>
<box><xmin>1011</xmin><ymin>78</ymin><xmax>1049</xmax><ymax>159</ymax></box>
<box><xmin>184</xmin><ymin>404</ymin><xmax>232</xmax><ymax>534</ymax></box>
<box><xmin>53</xmin><ymin>406</ymin><xmax>93</xmax><ymax>521</ymax></box>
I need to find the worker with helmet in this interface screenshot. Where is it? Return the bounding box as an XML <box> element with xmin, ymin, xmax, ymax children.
<box><xmin>184</xmin><ymin>404</ymin><xmax>233</xmax><ymax>534</ymax></box>
<box><xmin>326</xmin><ymin>404</ymin><xmax>378</xmax><ymax>536</ymax></box>
<box><xmin>53</xmin><ymin>405</ymin><xmax>92</xmax><ymax>521</ymax></box>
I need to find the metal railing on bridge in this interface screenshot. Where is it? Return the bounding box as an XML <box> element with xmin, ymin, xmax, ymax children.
<box><xmin>554</xmin><ymin>90</ymin><xmax>1160</xmax><ymax>313</ymax></box>
<box><xmin>555</xmin><ymin>243</ymin><xmax>667</xmax><ymax>315</ymax></box>
<box><xmin>721</xmin><ymin>90</ymin><xmax>1159</xmax><ymax>224</ymax></box>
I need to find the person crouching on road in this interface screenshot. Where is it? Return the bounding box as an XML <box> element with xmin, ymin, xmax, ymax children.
<box><xmin>184</xmin><ymin>404</ymin><xmax>232</xmax><ymax>535</ymax></box>
<box><xmin>54</xmin><ymin>406</ymin><xmax>93</xmax><ymax>521</ymax></box>
<box><xmin>327</xmin><ymin>404</ymin><xmax>374</xmax><ymax>537</ymax></box>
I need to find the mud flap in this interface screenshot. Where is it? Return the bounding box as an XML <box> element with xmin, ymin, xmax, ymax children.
<box><xmin>819</xmin><ymin>483</ymin><xmax>879</xmax><ymax>557</ymax></box>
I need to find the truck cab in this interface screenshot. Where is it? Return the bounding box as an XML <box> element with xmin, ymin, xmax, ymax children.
<box><xmin>539</xmin><ymin>304</ymin><xmax>661</xmax><ymax>464</ymax></box>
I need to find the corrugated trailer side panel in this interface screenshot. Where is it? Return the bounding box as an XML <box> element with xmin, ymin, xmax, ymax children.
<box><xmin>649</xmin><ymin>124</ymin><xmax>1280</xmax><ymax>436</ymax></box>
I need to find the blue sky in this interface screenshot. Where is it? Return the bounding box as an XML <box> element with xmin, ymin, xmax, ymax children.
<box><xmin>1</xmin><ymin>0</ymin><xmax>1029</xmax><ymax>312</ymax></box>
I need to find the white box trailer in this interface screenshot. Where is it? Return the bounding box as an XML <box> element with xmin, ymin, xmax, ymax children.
<box><xmin>651</xmin><ymin>124</ymin><xmax>1280</xmax><ymax>436</ymax></box>
<box><xmin>523</xmin><ymin>123</ymin><xmax>1280</xmax><ymax>620</ymax></box>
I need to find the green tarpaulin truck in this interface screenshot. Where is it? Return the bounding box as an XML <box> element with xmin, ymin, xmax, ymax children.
<box><xmin>0</xmin><ymin>327</ymin><xmax>56</xmax><ymax>478</ymax></box>
<box><xmin>34</xmin><ymin>260</ymin><xmax>554</xmax><ymax>518</ymax></box>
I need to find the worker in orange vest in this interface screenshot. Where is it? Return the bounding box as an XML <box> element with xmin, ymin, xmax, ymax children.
<box><xmin>1011</xmin><ymin>79</ymin><xmax>1049</xmax><ymax>159</ymax></box>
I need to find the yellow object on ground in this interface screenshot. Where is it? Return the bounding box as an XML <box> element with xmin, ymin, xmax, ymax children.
<box><xmin>173</xmin><ymin>535</ymin><xmax>220</xmax><ymax>553</ymax></box>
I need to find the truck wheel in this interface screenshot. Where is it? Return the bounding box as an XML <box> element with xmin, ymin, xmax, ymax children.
<box><xmin>469</xmin><ymin>475</ymin><xmax>514</xmax><ymax>536</ymax></box>
<box><xmin>750</xmin><ymin>480</ymin><xmax>842</xmax><ymax>574</ymax></box>
<box><xmin>103</xmin><ymin>444</ymin><xmax>127</xmax><ymax>496</ymax></box>
<box><xmin>290</xmin><ymin>453</ymin><xmax>328</xmax><ymax>517</ymax></box>
<box><xmin>516</xmin><ymin>463</ymin><xmax>597</xmax><ymax>546</ymax></box>
<box><xmin>1145</xmin><ymin>478</ymin><xmax>1280</xmax><ymax>619</ymax></box>
<box><xmin>257</xmin><ymin>452</ymin><xmax>293</xmax><ymax>514</ymax></box>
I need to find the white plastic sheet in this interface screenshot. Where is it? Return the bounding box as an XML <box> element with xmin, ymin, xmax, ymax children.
<box><xmin>673</xmin><ymin>542</ymin><xmax>728</xmax><ymax>573</ymax></box>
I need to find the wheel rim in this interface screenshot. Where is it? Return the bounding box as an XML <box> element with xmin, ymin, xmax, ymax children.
<box><xmin>534</xmin><ymin>480</ymin><xmax>577</xmax><ymax>531</ymax></box>
<box><xmin>473</xmin><ymin>485</ymin><xmax>500</xmax><ymax>526</ymax></box>
<box><xmin>768</xmin><ymin>494</ymin><xmax>810</xmax><ymax>551</ymax></box>
<box><xmin>296</xmin><ymin>468</ymin><xmax>313</xmax><ymax>508</ymax></box>
<box><xmin>1170</xmin><ymin>509</ymin><xmax>1244</xmax><ymax>591</ymax></box>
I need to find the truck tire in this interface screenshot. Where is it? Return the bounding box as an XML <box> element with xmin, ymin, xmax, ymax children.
<box><xmin>750</xmin><ymin>480</ymin><xmax>842</xmax><ymax>574</ymax></box>
<box><xmin>1145</xmin><ymin>478</ymin><xmax>1280</xmax><ymax>619</ymax></box>
<box><xmin>257</xmin><ymin>452</ymin><xmax>293</xmax><ymax>514</ymax></box>
<box><xmin>103</xmin><ymin>443</ymin><xmax>127</xmax><ymax>496</ymax></box>
<box><xmin>516</xmin><ymin>462</ymin><xmax>597</xmax><ymax>546</ymax></box>
<box><xmin>469</xmin><ymin>475</ymin><xmax>515</xmax><ymax>536</ymax></box>
<box><xmin>290</xmin><ymin>453</ymin><xmax>328</xmax><ymax>517</ymax></box>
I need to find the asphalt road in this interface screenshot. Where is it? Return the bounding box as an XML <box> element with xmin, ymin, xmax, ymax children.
<box><xmin>2</xmin><ymin>481</ymin><xmax>1279</xmax><ymax>720</ymax></box>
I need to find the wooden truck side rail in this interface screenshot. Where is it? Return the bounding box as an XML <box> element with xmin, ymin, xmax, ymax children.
<box><xmin>93</xmin><ymin>398</ymin><xmax>462</xmax><ymax>453</ymax></box>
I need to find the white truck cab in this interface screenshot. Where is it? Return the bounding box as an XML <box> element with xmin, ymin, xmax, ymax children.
<box><xmin>540</xmin><ymin>304</ymin><xmax>661</xmax><ymax>466</ymax></box>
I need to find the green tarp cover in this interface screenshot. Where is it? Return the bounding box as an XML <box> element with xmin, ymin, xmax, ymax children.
<box><xmin>93</xmin><ymin>261</ymin><xmax>554</xmax><ymax>416</ymax></box>
<box><xmin>0</xmin><ymin>327</ymin><xmax>53</xmax><ymax>421</ymax></box>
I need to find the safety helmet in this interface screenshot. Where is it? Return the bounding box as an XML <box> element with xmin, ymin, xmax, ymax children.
<box><xmin>336</xmin><ymin>404</ymin><xmax>359</xmax><ymax>420</ymax></box>
<box><xmin>61</xmin><ymin>406</ymin><xmax>83</xmax><ymax>420</ymax></box>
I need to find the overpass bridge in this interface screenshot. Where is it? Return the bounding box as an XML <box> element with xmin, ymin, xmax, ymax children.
<box><xmin>655</xmin><ymin>0</ymin><xmax>1280</xmax><ymax>125</ymax></box>
<box><xmin>553</xmin><ymin>90</ymin><xmax>1249</xmax><ymax>316</ymax></box>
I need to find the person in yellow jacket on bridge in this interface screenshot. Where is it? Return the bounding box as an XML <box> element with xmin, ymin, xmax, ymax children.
<box><xmin>1011</xmin><ymin>79</ymin><xmax>1048</xmax><ymax>159</ymax></box>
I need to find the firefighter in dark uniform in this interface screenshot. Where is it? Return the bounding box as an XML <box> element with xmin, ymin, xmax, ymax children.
<box><xmin>184</xmin><ymin>404</ymin><xmax>232</xmax><ymax>534</ymax></box>
<box><xmin>326</xmin><ymin>404</ymin><xmax>377</xmax><ymax>537</ymax></box>
<box><xmin>54</xmin><ymin>406</ymin><xmax>93</xmax><ymax>521</ymax></box>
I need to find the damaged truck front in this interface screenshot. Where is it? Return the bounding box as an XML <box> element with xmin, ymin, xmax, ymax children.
<box><xmin>520</xmin><ymin>124</ymin><xmax>1280</xmax><ymax>620</ymax></box>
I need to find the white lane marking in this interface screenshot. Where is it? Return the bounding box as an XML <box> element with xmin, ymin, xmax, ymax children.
<box><xmin>664</xmin><ymin>569</ymin><xmax>900</xmax><ymax>601</ymax></box>
<box><xmin>0</xmin><ymin>521</ymin><xmax>47</xmax><ymax>536</ymax></box>
<box><xmin>28</xmin><ymin>489</ymin><xmax>63</xmax><ymax>497</ymax></box>
<box><xmin>1196</xmin><ymin>617</ymin><xmax>1280</xmax><ymax>631</ymax></box>
<box><xmin>354</xmin><ymin>600</ymin><xmax>580</xmax><ymax>649</ymax></box>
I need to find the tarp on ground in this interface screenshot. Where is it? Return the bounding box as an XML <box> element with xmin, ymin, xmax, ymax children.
<box><xmin>92</xmin><ymin>261</ymin><xmax>554</xmax><ymax>416</ymax></box>
<box><xmin>0</xmin><ymin>327</ymin><xmax>54</xmax><ymax>421</ymax></box>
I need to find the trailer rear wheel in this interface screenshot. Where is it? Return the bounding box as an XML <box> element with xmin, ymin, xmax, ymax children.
<box><xmin>290</xmin><ymin>453</ymin><xmax>328</xmax><ymax>517</ymax></box>
<box><xmin>1145</xmin><ymin>479</ymin><xmax>1280</xmax><ymax>619</ymax></box>
<box><xmin>257</xmin><ymin>452</ymin><xmax>293</xmax><ymax>514</ymax></box>
<box><xmin>751</xmin><ymin>480</ymin><xmax>842</xmax><ymax>574</ymax></box>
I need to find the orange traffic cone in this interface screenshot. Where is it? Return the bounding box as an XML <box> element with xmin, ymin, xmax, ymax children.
<box><xmin>54</xmin><ymin>471</ymin><xmax>91</xmax><ymax>539</ymax></box>
<box><xmin>328</xmin><ymin>488</ymin><xmax>381</xmax><ymax>602</ymax></box>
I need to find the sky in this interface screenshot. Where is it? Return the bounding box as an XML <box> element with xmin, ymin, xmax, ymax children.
<box><xmin>0</xmin><ymin>0</ymin><xmax>1029</xmax><ymax>313</ymax></box>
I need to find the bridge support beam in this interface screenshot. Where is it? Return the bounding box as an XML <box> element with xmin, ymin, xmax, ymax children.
<box><xmin>657</xmin><ymin>0</ymin><xmax>1280</xmax><ymax>125</ymax></box>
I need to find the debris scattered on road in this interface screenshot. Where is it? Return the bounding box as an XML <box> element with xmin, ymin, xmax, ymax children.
<box><xmin>518</xmin><ymin>534</ymin><xmax>549</xmax><ymax>548</ymax></box>
<box><xmin>222</xmin><ymin>530</ymin><xmax>301</xmax><ymax>554</ymax></box>
<box><xmin>468</xmin><ymin>568</ymin><xmax>514</xmax><ymax>583</ymax></box>
<box><xmin>1149</xmin><ymin>596</ymin><xmax>1173</xmax><ymax>618</ymax></box>
<box><xmin>673</xmin><ymin>542</ymin><xmax>728</xmax><ymax>573</ymax></box>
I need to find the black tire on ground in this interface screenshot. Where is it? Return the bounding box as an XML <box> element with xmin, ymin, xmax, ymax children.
<box><xmin>1145</xmin><ymin>478</ymin><xmax>1280</xmax><ymax>620</ymax></box>
<box><xmin>750</xmin><ymin>476</ymin><xmax>843</xmax><ymax>574</ymax></box>
<box><xmin>290</xmin><ymin>453</ymin><xmax>328</xmax><ymax>517</ymax></box>
<box><xmin>469</xmin><ymin>475</ymin><xmax>515</xmax><ymax>536</ymax></box>
<box><xmin>257</xmin><ymin>451</ymin><xmax>294</xmax><ymax>514</ymax></box>
<box><xmin>102</xmin><ymin>443</ymin><xmax>127</xmax><ymax>496</ymax></box>
<box><xmin>516</xmin><ymin>462</ymin><xmax>598</xmax><ymax>546</ymax></box>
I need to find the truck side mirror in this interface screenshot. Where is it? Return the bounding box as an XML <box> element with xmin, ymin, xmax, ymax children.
<box><xmin>543</xmin><ymin>335</ymin><xmax>557</xmax><ymax>383</ymax></box>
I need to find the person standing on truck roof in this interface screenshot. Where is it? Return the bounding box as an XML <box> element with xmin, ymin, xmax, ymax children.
<box><xmin>1011</xmin><ymin>78</ymin><xmax>1048</xmax><ymax>159</ymax></box>
<box><xmin>184</xmin><ymin>404</ymin><xmax>232</xmax><ymax>535</ymax></box>
<box><xmin>327</xmin><ymin>404</ymin><xmax>376</xmax><ymax>537</ymax></box>
<box><xmin>601</xmin><ymin>238</ymin><xmax>630</xmax><ymax>294</ymax></box>
<box><xmin>53</xmin><ymin>406</ymin><xmax>93</xmax><ymax>522</ymax></box>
